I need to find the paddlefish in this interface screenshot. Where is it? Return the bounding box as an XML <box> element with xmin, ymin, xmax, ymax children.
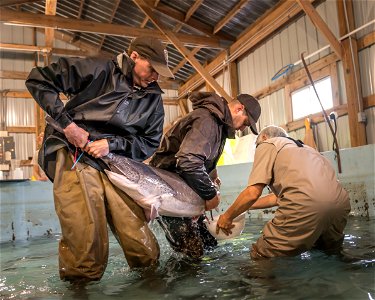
<box><xmin>103</xmin><ymin>153</ymin><xmax>205</xmax><ymax>220</ymax></box>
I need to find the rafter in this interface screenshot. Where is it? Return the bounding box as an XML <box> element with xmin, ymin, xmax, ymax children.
<box><xmin>140</xmin><ymin>16</ymin><xmax>149</xmax><ymax>28</ymax></box>
<box><xmin>77</xmin><ymin>0</ymin><xmax>85</xmax><ymax>19</ymax></box>
<box><xmin>0</xmin><ymin>8</ymin><xmax>229</xmax><ymax>49</ymax></box>
<box><xmin>133</xmin><ymin>0</ymin><xmax>232</xmax><ymax>102</ymax></box>
<box><xmin>214</xmin><ymin>0</ymin><xmax>249</xmax><ymax>34</ymax></box>
<box><xmin>140</xmin><ymin>0</ymin><xmax>160</xmax><ymax>28</ymax></box>
<box><xmin>97</xmin><ymin>0</ymin><xmax>121</xmax><ymax>51</ymax></box>
<box><xmin>0</xmin><ymin>0</ymin><xmax>39</xmax><ymax>7</ymax></box>
<box><xmin>143</xmin><ymin>0</ymin><xmax>234</xmax><ymax>41</ymax></box>
<box><xmin>185</xmin><ymin>0</ymin><xmax>203</xmax><ymax>22</ymax></box>
<box><xmin>172</xmin><ymin>47</ymin><xmax>201</xmax><ymax>74</ymax></box>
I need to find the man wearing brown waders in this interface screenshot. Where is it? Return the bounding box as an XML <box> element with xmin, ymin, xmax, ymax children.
<box><xmin>26</xmin><ymin>36</ymin><xmax>174</xmax><ymax>282</ymax></box>
<box><xmin>217</xmin><ymin>125</ymin><xmax>350</xmax><ymax>259</ymax></box>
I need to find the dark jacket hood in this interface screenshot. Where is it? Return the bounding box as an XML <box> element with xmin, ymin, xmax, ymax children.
<box><xmin>189</xmin><ymin>91</ymin><xmax>235</xmax><ymax>138</ymax></box>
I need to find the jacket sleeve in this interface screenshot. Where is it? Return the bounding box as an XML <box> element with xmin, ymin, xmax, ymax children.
<box><xmin>25</xmin><ymin>57</ymin><xmax>109</xmax><ymax>129</ymax></box>
<box><xmin>175</xmin><ymin>115</ymin><xmax>218</xmax><ymax>200</ymax></box>
<box><xmin>107</xmin><ymin>98</ymin><xmax>164</xmax><ymax>161</ymax></box>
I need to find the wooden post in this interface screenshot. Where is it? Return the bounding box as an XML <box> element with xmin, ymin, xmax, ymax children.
<box><xmin>336</xmin><ymin>0</ymin><xmax>366</xmax><ymax>146</ymax></box>
<box><xmin>228</xmin><ymin>61</ymin><xmax>239</xmax><ymax>98</ymax></box>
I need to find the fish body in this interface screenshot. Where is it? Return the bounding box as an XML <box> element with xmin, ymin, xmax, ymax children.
<box><xmin>103</xmin><ymin>153</ymin><xmax>205</xmax><ymax>219</ymax></box>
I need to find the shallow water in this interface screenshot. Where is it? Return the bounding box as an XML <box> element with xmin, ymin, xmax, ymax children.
<box><xmin>0</xmin><ymin>217</ymin><xmax>374</xmax><ymax>300</ymax></box>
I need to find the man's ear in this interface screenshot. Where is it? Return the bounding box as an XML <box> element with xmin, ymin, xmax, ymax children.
<box><xmin>129</xmin><ymin>51</ymin><xmax>139</xmax><ymax>60</ymax></box>
<box><xmin>236</xmin><ymin>103</ymin><xmax>244</xmax><ymax>114</ymax></box>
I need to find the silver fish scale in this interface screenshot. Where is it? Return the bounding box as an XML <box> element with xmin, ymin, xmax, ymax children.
<box><xmin>105</xmin><ymin>154</ymin><xmax>176</xmax><ymax>197</ymax></box>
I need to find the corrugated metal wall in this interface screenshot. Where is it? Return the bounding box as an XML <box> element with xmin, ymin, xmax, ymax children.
<box><xmin>163</xmin><ymin>89</ymin><xmax>181</xmax><ymax>127</ymax></box>
<box><xmin>1</xmin><ymin>25</ymin><xmax>35</xmax><ymax>178</ymax></box>
<box><xmin>237</xmin><ymin>0</ymin><xmax>374</xmax><ymax>151</ymax></box>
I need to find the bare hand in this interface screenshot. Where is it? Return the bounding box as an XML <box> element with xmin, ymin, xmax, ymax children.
<box><xmin>216</xmin><ymin>213</ymin><xmax>235</xmax><ymax>236</ymax></box>
<box><xmin>84</xmin><ymin>139</ymin><xmax>109</xmax><ymax>158</ymax></box>
<box><xmin>205</xmin><ymin>194</ymin><xmax>220</xmax><ymax>211</ymax></box>
<box><xmin>63</xmin><ymin>122</ymin><xmax>89</xmax><ymax>148</ymax></box>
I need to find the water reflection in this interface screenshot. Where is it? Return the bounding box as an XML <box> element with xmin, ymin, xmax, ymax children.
<box><xmin>0</xmin><ymin>217</ymin><xmax>374</xmax><ymax>299</ymax></box>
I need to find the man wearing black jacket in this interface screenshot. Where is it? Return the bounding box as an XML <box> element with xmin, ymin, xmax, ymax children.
<box><xmin>26</xmin><ymin>36</ymin><xmax>174</xmax><ymax>282</ymax></box>
<box><xmin>149</xmin><ymin>91</ymin><xmax>261</xmax><ymax>258</ymax></box>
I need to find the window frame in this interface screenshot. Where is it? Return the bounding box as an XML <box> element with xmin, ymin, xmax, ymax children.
<box><xmin>284</xmin><ymin>63</ymin><xmax>339</xmax><ymax>123</ymax></box>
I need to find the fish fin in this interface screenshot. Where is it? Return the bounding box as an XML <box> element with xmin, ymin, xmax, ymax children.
<box><xmin>149</xmin><ymin>202</ymin><xmax>160</xmax><ymax>222</ymax></box>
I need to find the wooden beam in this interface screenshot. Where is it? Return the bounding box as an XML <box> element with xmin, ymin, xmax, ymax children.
<box><xmin>143</xmin><ymin>0</ymin><xmax>234</xmax><ymax>42</ymax></box>
<box><xmin>162</xmin><ymin>97</ymin><xmax>179</xmax><ymax>105</ymax></box>
<box><xmin>357</xmin><ymin>31</ymin><xmax>375</xmax><ymax>50</ymax></box>
<box><xmin>178</xmin><ymin>98</ymin><xmax>188</xmax><ymax>116</ymax></box>
<box><xmin>0</xmin><ymin>43</ymin><xmax>91</xmax><ymax>57</ymax></box>
<box><xmin>179</xmin><ymin>0</ymin><xmax>316</xmax><ymax>98</ymax></box>
<box><xmin>0</xmin><ymin>42</ymin><xmax>51</xmax><ymax>53</ymax></box>
<box><xmin>140</xmin><ymin>16</ymin><xmax>149</xmax><ymax>28</ymax></box>
<box><xmin>228</xmin><ymin>61</ymin><xmax>239</xmax><ymax>98</ymax></box>
<box><xmin>337</xmin><ymin>0</ymin><xmax>366</xmax><ymax>147</ymax></box>
<box><xmin>296</xmin><ymin>0</ymin><xmax>343</xmax><ymax>59</ymax></box>
<box><xmin>44</xmin><ymin>0</ymin><xmax>56</xmax><ymax>49</ymax></box>
<box><xmin>214</xmin><ymin>0</ymin><xmax>249</xmax><ymax>34</ymax></box>
<box><xmin>6</xmin><ymin>126</ymin><xmax>36</xmax><ymax>133</ymax></box>
<box><xmin>133</xmin><ymin>0</ymin><xmax>232</xmax><ymax>102</ymax></box>
<box><xmin>140</xmin><ymin>0</ymin><xmax>160</xmax><ymax>28</ymax></box>
<box><xmin>3</xmin><ymin>90</ymin><xmax>68</xmax><ymax>100</ymax></box>
<box><xmin>77</xmin><ymin>0</ymin><xmax>85</xmax><ymax>19</ymax></box>
<box><xmin>158</xmin><ymin>80</ymin><xmax>180</xmax><ymax>90</ymax></box>
<box><xmin>0</xmin><ymin>8</ymin><xmax>229</xmax><ymax>49</ymax></box>
<box><xmin>172</xmin><ymin>47</ymin><xmax>201</xmax><ymax>74</ymax></box>
<box><xmin>0</xmin><ymin>0</ymin><xmax>40</xmax><ymax>7</ymax></box>
<box><xmin>97</xmin><ymin>0</ymin><xmax>121</xmax><ymax>51</ymax></box>
<box><xmin>363</xmin><ymin>94</ymin><xmax>375</xmax><ymax>108</ymax></box>
<box><xmin>286</xmin><ymin>104</ymin><xmax>348</xmax><ymax>132</ymax></box>
<box><xmin>0</xmin><ymin>70</ymin><xmax>29</xmax><ymax>80</ymax></box>
<box><xmin>3</xmin><ymin>90</ymin><xmax>34</xmax><ymax>98</ymax></box>
<box><xmin>185</xmin><ymin>0</ymin><xmax>203</xmax><ymax>22</ymax></box>
<box><xmin>285</xmin><ymin>95</ymin><xmax>374</xmax><ymax>132</ymax></box>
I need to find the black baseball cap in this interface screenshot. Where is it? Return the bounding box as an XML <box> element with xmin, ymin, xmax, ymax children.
<box><xmin>129</xmin><ymin>36</ymin><xmax>174</xmax><ymax>79</ymax></box>
<box><xmin>237</xmin><ymin>94</ymin><xmax>261</xmax><ymax>135</ymax></box>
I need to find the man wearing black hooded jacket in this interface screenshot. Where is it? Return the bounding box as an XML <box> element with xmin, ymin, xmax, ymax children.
<box><xmin>26</xmin><ymin>36</ymin><xmax>174</xmax><ymax>282</ymax></box>
<box><xmin>149</xmin><ymin>91</ymin><xmax>261</xmax><ymax>258</ymax></box>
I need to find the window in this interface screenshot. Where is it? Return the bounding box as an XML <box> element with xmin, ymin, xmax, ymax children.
<box><xmin>291</xmin><ymin>77</ymin><xmax>333</xmax><ymax>120</ymax></box>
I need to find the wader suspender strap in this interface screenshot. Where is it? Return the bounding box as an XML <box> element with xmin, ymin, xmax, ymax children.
<box><xmin>286</xmin><ymin>137</ymin><xmax>304</xmax><ymax>147</ymax></box>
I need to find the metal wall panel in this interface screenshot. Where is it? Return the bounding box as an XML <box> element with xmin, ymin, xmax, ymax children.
<box><xmin>358</xmin><ymin>45</ymin><xmax>375</xmax><ymax>97</ymax></box>
<box><xmin>6</xmin><ymin>98</ymin><xmax>35</xmax><ymax>127</ymax></box>
<box><xmin>162</xmin><ymin>89</ymin><xmax>180</xmax><ymax>126</ymax></box>
<box><xmin>353</xmin><ymin>0</ymin><xmax>375</xmax><ymax>38</ymax></box>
